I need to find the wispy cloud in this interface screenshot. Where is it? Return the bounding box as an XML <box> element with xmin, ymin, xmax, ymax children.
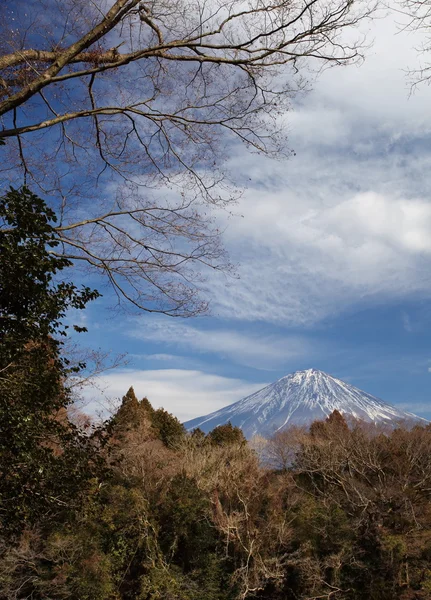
<box><xmin>127</xmin><ymin>318</ymin><xmax>321</xmax><ymax>369</ymax></box>
<box><xmin>402</xmin><ymin>312</ymin><xmax>413</xmax><ymax>333</ymax></box>
<box><xmin>139</xmin><ymin>353</ymin><xmax>182</xmax><ymax>361</ymax></box>
<box><xmin>78</xmin><ymin>13</ymin><xmax>431</xmax><ymax>420</ymax></box>
<box><xmin>79</xmin><ymin>369</ymin><xmax>266</xmax><ymax>422</ymax></box>
<box><xmin>204</xmin><ymin>186</ymin><xmax>431</xmax><ymax>325</ymax></box>
<box><xmin>198</xmin><ymin>15</ymin><xmax>431</xmax><ymax>327</ymax></box>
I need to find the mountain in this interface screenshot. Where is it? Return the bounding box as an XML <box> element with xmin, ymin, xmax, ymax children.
<box><xmin>184</xmin><ymin>368</ymin><xmax>426</xmax><ymax>438</ymax></box>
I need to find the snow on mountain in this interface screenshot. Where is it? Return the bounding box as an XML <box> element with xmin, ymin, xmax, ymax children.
<box><xmin>184</xmin><ymin>368</ymin><xmax>426</xmax><ymax>439</ymax></box>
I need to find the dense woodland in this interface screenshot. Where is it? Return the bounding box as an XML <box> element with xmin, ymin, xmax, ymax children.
<box><xmin>1</xmin><ymin>188</ymin><xmax>431</xmax><ymax>600</ymax></box>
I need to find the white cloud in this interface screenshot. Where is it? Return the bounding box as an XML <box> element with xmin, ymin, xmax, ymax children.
<box><xmin>207</xmin><ymin>187</ymin><xmax>431</xmax><ymax>324</ymax></box>
<box><xmin>318</xmin><ymin>194</ymin><xmax>431</xmax><ymax>254</ymax></box>
<box><xmin>72</xmin><ymin>14</ymin><xmax>431</xmax><ymax>423</ymax></box>
<box><xmin>402</xmin><ymin>312</ymin><xmax>413</xmax><ymax>333</ymax></box>
<box><xmin>142</xmin><ymin>354</ymin><xmax>182</xmax><ymax>361</ymax></box>
<box><xmin>79</xmin><ymin>369</ymin><xmax>266</xmax><ymax>422</ymax></box>
<box><xmin>127</xmin><ymin>318</ymin><xmax>320</xmax><ymax>369</ymax></box>
<box><xmin>197</xmin><ymin>14</ymin><xmax>431</xmax><ymax>326</ymax></box>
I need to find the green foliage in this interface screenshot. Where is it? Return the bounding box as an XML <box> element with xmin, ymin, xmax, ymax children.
<box><xmin>0</xmin><ymin>186</ymin><xmax>99</xmax><ymax>354</ymax></box>
<box><xmin>0</xmin><ymin>527</ymin><xmax>116</xmax><ymax>600</ymax></box>
<box><xmin>0</xmin><ymin>186</ymin><xmax>101</xmax><ymax>534</ymax></box>
<box><xmin>140</xmin><ymin>396</ymin><xmax>155</xmax><ymax>416</ymax></box>
<box><xmin>111</xmin><ymin>386</ymin><xmax>144</xmax><ymax>434</ymax></box>
<box><xmin>151</xmin><ymin>408</ymin><xmax>186</xmax><ymax>449</ymax></box>
<box><xmin>140</xmin><ymin>559</ymin><xmax>232</xmax><ymax>600</ymax></box>
<box><xmin>207</xmin><ymin>422</ymin><xmax>246</xmax><ymax>446</ymax></box>
<box><xmin>3</xmin><ymin>390</ymin><xmax>431</xmax><ymax>600</ymax></box>
<box><xmin>107</xmin><ymin>392</ymin><xmax>185</xmax><ymax>450</ymax></box>
<box><xmin>96</xmin><ymin>484</ymin><xmax>157</xmax><ymax>599</ymax></box>
<box><xmin>190</xmin><ymin>427</ymin><xmax>206</xmax><ymax>446</ymax></box>
<box><xmin>2</xmin><ymin>205</ymin><xmax>431</xmax><ymax>600</ymax></box>
<box><xmin>158</xmin><ymin>474</ymin><xmax>215</xmax><ymax>568</ymax></box>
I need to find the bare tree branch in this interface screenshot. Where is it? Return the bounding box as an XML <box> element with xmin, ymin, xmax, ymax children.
<box><xmin>0</xmin><ymin>0</ymin><xmax>375</xmax><ymax>315</ymax></box>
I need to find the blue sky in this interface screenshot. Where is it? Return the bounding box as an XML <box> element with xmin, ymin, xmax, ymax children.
<box><xmin>74</xmin><ymin>13</ymin><xmax>431</xmax><ymax>423</ymax></box>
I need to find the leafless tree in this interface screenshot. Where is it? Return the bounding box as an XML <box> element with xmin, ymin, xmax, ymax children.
<box><xmin>0</xmin><ymin>0</ymin><xmax>374</xmax><ymax>315</ymax></box>
<box><xmin>266</xmin><ymin>426</ymin><xmax>307</xmax><ymax>471</ymax></box>
<box><xmin>397</xmin><ymin>0</ymin><xmax>431</xmax><ymax>87</ymax></box>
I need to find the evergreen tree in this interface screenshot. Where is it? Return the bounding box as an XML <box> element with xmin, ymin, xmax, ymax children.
<box><xmin>207</xmin><ymin>422</ymin><xmax>246</xmax><ymax>447</ymax></box>
<box><xmin>190</xmin><ymin>427</ymin><xmax>207</xmax><ymax>446</ymax></box>
<box><xmin>0</xmin><ymin>187</ymin><xmax>100</xmax><ymax>534</ymax></box>
<box><xmin>326</xmin><ymin>409</ymin><xmax>349</xmax><ymax>432</ymax></box>
<box><xmin>111</xmin><ymin>387</ymin><xmax>142</xmax><ymax>433</ymax></box>
<box><xmin>140</xmin><ymin>396</ymin><xmax>155</xmax><ymax>416</ymax></box>
<box><xmin>151</xmin><ymin>408</ymin><xmax>186</xmax><ymax>449</ymax></box>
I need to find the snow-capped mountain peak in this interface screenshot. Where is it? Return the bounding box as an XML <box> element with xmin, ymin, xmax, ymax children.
<box><xmin>184</xmin><ymin>369</ymin><xmax>425</xmax><ymax>439</ymax></box>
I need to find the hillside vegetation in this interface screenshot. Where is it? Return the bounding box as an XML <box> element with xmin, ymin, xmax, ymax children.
<box><xmin>2</xmin><ymin>188</ymin><xmax>431</xmax><ymax>600</ymax></box>
<box><xmin>3</xmin><ymin>384</ymin><xmax>431</xmax><ymax>600</ymax></box>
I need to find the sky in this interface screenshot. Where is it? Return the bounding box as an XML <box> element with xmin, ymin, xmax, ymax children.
<box><xmin>76</xmin><ymin>10</ymin><xmax>431</xmax><ymax>423</ymax></box>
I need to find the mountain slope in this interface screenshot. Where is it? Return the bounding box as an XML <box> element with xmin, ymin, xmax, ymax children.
<box><xmin>184</xmin><ymin>369</ymin><xmax>425</xmax><ymax>438</ymax></box>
